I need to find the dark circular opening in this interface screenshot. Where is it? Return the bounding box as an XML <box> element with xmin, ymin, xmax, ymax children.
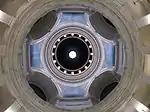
<box><xmin>103</xmin><ymin>16</ymin><xmax>115</xmax><ymax>28</ymax></box>
<box><xmin>56</xmin><ymin>37</ymin><xmax>89</xmax><ymax>70</ymax></box>
<box><xmin>100</xmin><ymin>82</ymin><xmax>118</xmax><ymax>101</ymax></box>
<box><xmin>29</xmin><ymin>84</ymin><xmax>47</xmax><ymax>101</ymax></box>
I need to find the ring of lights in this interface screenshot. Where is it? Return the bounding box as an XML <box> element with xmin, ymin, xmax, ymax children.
<box><xmin>44</xmin><ymin>24</ymin><xmax>102</xmax><ymax>83</ymax></box>
<box><xmin>53</xmin><ymin>33</ymin><xmax>93</xmax><ymax>74</ymax></box>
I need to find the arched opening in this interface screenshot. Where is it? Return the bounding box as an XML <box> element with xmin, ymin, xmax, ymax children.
<box><xmin>89</xmin><ymin>71</ymin><xmax>120</xmax><ymax>104</ymax></box>
<box><xmin>29</xmin><ymin>84</ymin><xmax>47</xmax><ymax>101</ymax></box>
<box><xmin>28</xmin><ymin>72</ymin><xmax>58</xmax><ymax>104</ymax></box>
<box><xmin>100</xmin><ymin>82</ymin><xmax>118</xmax><ymax>101</ymax></box>
<box><xmin>27</xmin><ymin>10</ymin><xmax>57</xmax><ymax>40</ymax></box>
<box><xmin>102</xmin><ymin>16</ymin><xmax>115</xmax><ymax>28</ymax></box>
<box><xmin>89</xmin><ymin>12</ymin><xmax>118</xmax><ymax>40</ymax></box>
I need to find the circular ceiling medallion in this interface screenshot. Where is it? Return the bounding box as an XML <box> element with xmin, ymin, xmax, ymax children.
<box><xmin>53</xmin><ymin>33</ymin><xmax>93</xmax><ymax>74</ymax></box>
<box><xmin>43</xmin><ymin>24</ymin><xmax>103</xmax><ymax>83</ymax></box>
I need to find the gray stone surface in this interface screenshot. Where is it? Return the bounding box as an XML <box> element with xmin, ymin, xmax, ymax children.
<box><xmin>0</xmin><ymin>0</ymin><xmax>149</xmax><ymax>112</ymax></box>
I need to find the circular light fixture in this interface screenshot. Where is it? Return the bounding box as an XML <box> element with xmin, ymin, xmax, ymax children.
<box><xmin>69</xmin><ymin>51</ymin><xmax>77</xmax><ymax>59</ymax></box>
<box><xmin>54</xmin><ymin>33</ymin><xmax>91</xmax><ymax>72</ymax></box>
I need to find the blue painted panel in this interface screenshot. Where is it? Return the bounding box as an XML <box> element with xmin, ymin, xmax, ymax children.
<box><xmin>103</xmin><ymin>42</ymin><xmax>115</xmax><ymax>68</ymax></box>
<box><xmin>63</xmin><ymin>87</ymin><xmax>85</xmax><ymax>97</ymax></box>
<box><xmin>30</xmin><ymin>43</ymin><xmax>42</xmax><ymax>68</ymax></box>
<box><xmin>60</xmin><ymin>12</ymin><xmax>87</xmax><ymax>25</ymax></box>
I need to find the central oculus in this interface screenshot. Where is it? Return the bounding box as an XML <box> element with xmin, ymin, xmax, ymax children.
<box><xmin>69</xmin><ymin>51</ymin><xmax>77</xmax><ymax>59</ymax></box>
<box><xmin>56</xmin><ymin>37</ymin><xmax>89</xmax><ymax>70</ymax></box>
